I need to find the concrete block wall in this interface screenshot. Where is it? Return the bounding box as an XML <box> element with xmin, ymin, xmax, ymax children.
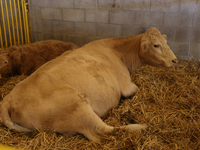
<box><xmin>28</xmin><ymin>0</ymin><xmax>200</xmax><ymax>59</ymax></box>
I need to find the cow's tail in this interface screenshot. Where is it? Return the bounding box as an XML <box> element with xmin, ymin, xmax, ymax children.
<box><xmin>0</xmin><ymin>101</ymin><xmax>32</xmax><ymax>132</ymax></box>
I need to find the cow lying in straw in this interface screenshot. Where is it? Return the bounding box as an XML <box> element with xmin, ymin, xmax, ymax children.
<box><xmin>0</xmin><ymin>28</ymin><xmax>178</xmax><ymax>142</ymax></box>
<box><xmin>0</xmin><ymin>40</ymin><xmax>78</xmax><ymax>78</ymax></box>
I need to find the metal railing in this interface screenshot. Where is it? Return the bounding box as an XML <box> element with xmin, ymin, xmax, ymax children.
<box><xmin>0</xmin><ymin>0</ymin><xmax>31</xmax><ymax>48</ymax></box>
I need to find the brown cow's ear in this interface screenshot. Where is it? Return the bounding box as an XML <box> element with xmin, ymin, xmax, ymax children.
<box><xmin>162</xmin><ymin>34</ymin><xmax>167</xmax><ymax>40</ymax></box>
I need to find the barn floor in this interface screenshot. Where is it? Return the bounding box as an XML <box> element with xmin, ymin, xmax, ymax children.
<box><xmin>0</xmin><ymin>60</ymin><xmax>200</xmax><ymax>150</ymax></box>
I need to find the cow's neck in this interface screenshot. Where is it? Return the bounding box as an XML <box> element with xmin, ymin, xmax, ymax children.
<box><xmin>107</xmin><ymin>35</ymin><xmax>143</xmax><ymax>74</ymax></box>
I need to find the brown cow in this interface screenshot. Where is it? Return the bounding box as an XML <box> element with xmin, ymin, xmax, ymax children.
<box><xmin>0</xmin><ymin>28</ymin><xmax>178</xmax><ymax>142</ymax></box>
<box><xmin>0</xmin><ymin>40</ymin><xmax>78</xmax><ymax>78</ymax></box>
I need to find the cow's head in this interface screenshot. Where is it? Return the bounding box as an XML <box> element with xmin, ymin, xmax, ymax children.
<box><xmin>0</xmin><ymin>52</ymin><xmax>12</xmax><ymax>79</ymax></box>
<box><xmin>139</xmin><ymin>28</ymin><xmax>178</xmax><ymax>68</ymax></box>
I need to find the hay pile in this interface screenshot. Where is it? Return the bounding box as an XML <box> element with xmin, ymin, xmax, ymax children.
<box><xmin>0</xmin><ymin>60</ymin><xmax>199</xmax><ymax>150</ymax></box>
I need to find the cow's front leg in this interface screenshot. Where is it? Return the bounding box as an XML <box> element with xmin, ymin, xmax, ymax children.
<box><xmin>120</xmin><ymin>81</ymin><xmax>138</xmax><ymax>98</ymax></box>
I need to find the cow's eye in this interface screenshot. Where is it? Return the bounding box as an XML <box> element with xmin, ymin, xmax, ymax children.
<box><xmin>154</xmin><ymin>45</ymin><xmax>159</xmax><ymax>48</ymax></box>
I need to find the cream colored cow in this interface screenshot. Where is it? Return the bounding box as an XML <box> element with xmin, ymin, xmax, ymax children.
<box><xmin>0</xmin><ymin>28</ymin><xmax>178</xmax><ymax>142</ymax></box>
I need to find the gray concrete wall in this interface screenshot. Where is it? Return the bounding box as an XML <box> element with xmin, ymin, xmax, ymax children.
<box><xmin>28</xmin><ymin>0</ymin><xmax>200</xmax><ymax>60</ymax></box>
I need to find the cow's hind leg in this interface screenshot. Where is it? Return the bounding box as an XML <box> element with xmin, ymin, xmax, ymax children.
<box><xmin>76</xmin><ymin>104</ymin><xmax>147</xmax><ymax>142</ymax></box>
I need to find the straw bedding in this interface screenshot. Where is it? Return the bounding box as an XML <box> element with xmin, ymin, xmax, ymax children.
<box><xmin>0</xmin><ymin>60</ymin><xmax>199</xmax><ymax>150</ymax></box>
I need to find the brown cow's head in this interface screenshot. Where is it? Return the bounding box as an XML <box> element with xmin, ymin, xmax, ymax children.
<box><xmin>139</xmin><ymin>28</ymin><xmax>178</xmax><ymax>68</ymax></box>
<box><xmin>0</xmin><ymin>52</ymin><xmax>13</xmax><ymax>78</ymax></box>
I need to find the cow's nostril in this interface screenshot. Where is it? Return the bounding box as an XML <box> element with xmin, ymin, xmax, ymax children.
<box><xmin>172</xmin><ymin>60</ymin><xmax>176</xmax><ymax>63</ymax></box>
<box><xmin>172</xmin><ymin>59</ymin><xmax>178</xmax><ymax>64</ymax></box>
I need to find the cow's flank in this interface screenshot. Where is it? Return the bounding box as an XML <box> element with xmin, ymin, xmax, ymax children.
<box><xmin>0</xmin><ymin>28</ymin><xmax>177</xmax><ymax>142</ymax></box>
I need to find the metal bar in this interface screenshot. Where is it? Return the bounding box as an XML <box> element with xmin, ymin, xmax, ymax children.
<box><xmin>0</xmin><ymin>25</ymin><xmax>3</xmax><ymax>48</ymax></box>
<box><xmin>0</xmin><ymin>0</ymin><xmax>7</xmax><ymax>47</ymax></box>
<box><xmin>27</xmin><ymin>5</ymin><xmax>32</xmax><ymax>43</ymax></box>
<box><xmin>17</xmin><ymin>0</ymin><xmax>24</xmax><ymax>45</ymax></box>
<box><xmin>21</xmin><ymin>0</ymin><xmax>27</xmax><ymax>44</ymax></box>
<box><xmin>24</xmin><ymin>2</ymin><xmax>30</xmax><ymax>44</ymax></box>
<box><xmin>5</xmin><ymin>0</ymin><xmax>12</xmax><ymax>46</ymax></box>
<box><xmin>13</xmin><ymin>0</ymin><xmax>20</xmax><ymax>45</ymax></box>
<box><xmin>9</xmin><ymin>0</ymin><xmax>16</xmax><ymax>45</ymax></box>
<box><xmin>23</xmin><ymin>0</ymin><xmax>27</xmax><ymax>44</ymax></box>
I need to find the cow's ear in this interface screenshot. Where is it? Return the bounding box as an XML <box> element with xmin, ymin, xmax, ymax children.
<box><xmin>141</xmin><ymin>34</ymin><xmax>149</xmax><ymax>52</ymax></box>
<box><xmin>162</xmin><ymin>34</ymin><xmax>167</xmax><ymax>40</ymax></box>
<box><xmin>141</xmin><ymin>40</ymin><xmax>149</xmax><ymax>51</ymax></box>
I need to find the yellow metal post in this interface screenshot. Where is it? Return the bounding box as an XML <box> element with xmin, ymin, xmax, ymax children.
<box><xmin>0</xmin><ymin>0</ymin><xmax>8</xmax><ymax>47</ymax></box>
<box><xmin>21</xmin><ymin>0</ymin><xmax>27</xmax><ymax>44</ymax></box>
<box><xmin>9</xmin><ymin>0</ymin><xmax>16</xmax><ymax>45</ymax></box>
<box><xmin>17</xmin><ymin>0</ymin><xmax>24</xmax><ymax>45</ymax></box>
<box><xmin>24</xmin><ymin>2</ymin><xmax>30</xmax><ymax>44</ymax></box>
<box><xmin>26</xmin><ymin>1</ymin><xmax>32</xmax><ymax>43</ymax></box>
<box><xmin>0</xmin><ymin>25</ymin><xmax>3</xmax><ymax>48</ymax></box>
<box><xmin>4</xmin><ymin>0</ymin><xmax>12</xmax><ymax>46</ymax></box>
<box><xmin>13</xmin><ymin>0</ymin><xmax>20</xmax><ymax>45</ymax></box>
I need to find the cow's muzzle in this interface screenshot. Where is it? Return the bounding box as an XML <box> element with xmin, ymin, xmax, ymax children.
<box><xmin>172</xmin><ymin>58</ymin><xmax>178</xmax><ymax>66</ymax></box>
